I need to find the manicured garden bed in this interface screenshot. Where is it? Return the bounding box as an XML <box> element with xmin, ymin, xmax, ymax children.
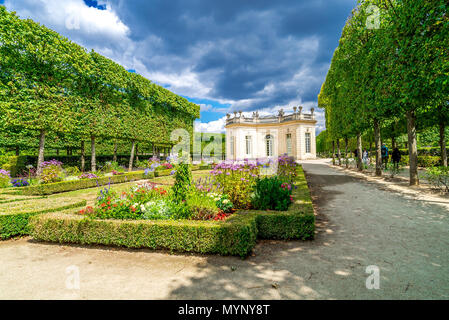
<box><xmin>29</xmin><ymin>165</ymin><xmax>315</xmax><ymax>257</ymax></box>
<box><xmin>11</xmin><ymin>171</ymin><xmax>152</xmax><ymax>196</ymax></box>
<box><xmin>0</xmin><ymin>198</ymin><xmax>87</xmax><ymax>239</ymax></box>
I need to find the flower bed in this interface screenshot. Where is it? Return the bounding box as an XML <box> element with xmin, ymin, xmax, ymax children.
<box><xmin>29</xmin><ymin>165</ymin><xmax>315</xmax><ymax>257</ymax></box>
<box><xmin>12</xmin><ymin>171</ymin><xmax>152</xmax><ymax>196</ymax></box>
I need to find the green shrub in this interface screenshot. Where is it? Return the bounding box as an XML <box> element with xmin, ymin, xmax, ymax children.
<box><xmin>1</xmin><ymin>156</ymin><xmax>27</xmax><ymax>177</ymax></box>
<box><xmin>417</xmin><ymin>155</ymin><xmax>440</xmax><ymax>168</ymax></box>
<box><xmin>186</xmin><ymin>191</ymin><xmax>220</xmax><ymax>220</ymax></box>
<box><xmin>251</xmin><ymin>176</ymin><xmax>293</xmax><ymax>211</ymax></box>
<box><xmin>63</xmin><ymin>166</ymin><xmax>81</xmax><ymax>177</ymax></box>
<box><xmin>0</xmin><ymin>169</ymin><xmax>11</xmax><ymax>188</ymax></box>
<box><xmin>13</xmin><ymin>171</ymin><xmax>152</xmax><ymax>195</ymax></box>
<box><xmin>154</xmin><ymin>169</ymin><xmax>173</xmax><ymax>177</ymax></box>
<box><xmin>0</xmin><ymin>200</ymin><xmax>87</xmax><ymax>239</ymax></box>
<box><xmin>41</xmin><ymin>165</ymin><xmax>63</xmax><ymax>184</ymax></box>
<box><xmin>172</xmin><ymin>163</ymin><xmax>192</xmax><ymax>202</ymax></box>
<box><xmin>399</xmin><ymin>154</ymin><xmax>410</xmax><ymax>166</ymax></box>
<box><xmin>30</xmin><ymin>211</ymin><xmax>257</xmax><ymax>258</ymax></box>
<box><xmin>425</xmin><ymin>166</ymin><xmax>449</xmax><ymax>192</ymax></box>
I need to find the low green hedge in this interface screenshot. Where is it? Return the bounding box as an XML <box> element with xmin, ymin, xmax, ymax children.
<box><xmin>0</xmin><ymin>200</ymin><xmax>87</xmax><ymax>239</ymax></box>
<box><xmin>0</xmin><ymin>196</ymin><xmax>47</xmax><ymax>204</ymax></box>
<box><xmin>12</xmin><ymin>171</ymin><xmax>153</xmax><ymax>196</ymax></box>
<box><xmin>154</xmin><ymin>169</ymin><xmax>173</xmax><ymax>177</ymax></box>
<box><xmin>29</xmin><ymin>166</ymin><xmax>315</xmax><ymax>257</ymax></box>
<box><xmin>30</xmin><ymin>210</ymin><xmax>258</xmax><ymax>257</ymax></box>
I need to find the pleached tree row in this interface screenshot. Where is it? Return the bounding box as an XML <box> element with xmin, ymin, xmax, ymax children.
<box><xmin>0</xmin><ymin>6</ymin><xmax>200</xmax><ymax>173</ymax></box>
<box><xmin>318</xmin><ymin>0</ymin><xmax>448</xmax><ymax>185</ymax></box>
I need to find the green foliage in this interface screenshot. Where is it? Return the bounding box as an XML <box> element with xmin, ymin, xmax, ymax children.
<box><xmin>186</xmin><ymin>191</ymin><xmax>220</xmax><ymax>220</ymax></box>
<box><xmin>211</xmin><ymin>162</ymin><xmax>259</xmax><ymax>209</ymax></box>
<box><xmin>0</xmin><ymin>156</ymin><xmax>27</xmax><ymax>177</ymax></box>
<box><xmin>40</xmin><ymin>164</ymin><xmax>63</xmax><ymax>184</ymax></box>
<box><xmin>251</xmin><ymin>177</ymin><xmax>293</xmax><ymax>211</ymax></box>
<box><xmin>29</xmin><ymin>165</ymin><xmax>315</xmax><ymax>257</ymax></box>
<box><xmin>31</xmin><ymin>212</ymin><xmax>258</xmax><ymax>258</ymax></box>
<box><xmin>425</xmin><ymin>166</ymin><xmax>449</xmax><ymax>192</ymax></box>
<box><xmin>417</xmin><ymin>155</ymin><xmax>441</xmax><ymax>168</ymax></box>
<box><xmin>0</xmin><ymin>168</ymin><xmax>10</xmax><ymax>188</ymax></box>
<box><xmin>0</xmin><ymin>6</ymin><xmax>199</xmax><ymax>156</ymax></box>
<box><xmin>63</xmin><ymin>166</ymin><xmax>81</xmax><ymax>177</ymax></box>
<box><xmin>318</xmin><ymin>0</ymin><xmax>449</xmax><ymax>175</ymax></box>
<box><xmin>14</xmin><ymin>171</ymin><xmax>151</xmax><ymax>195</ymax></box>
<box><xmin>0</xmin><ymin>200</ymin><xmax>86</xmax><ymax>239</ymax></box>
<box><xmin>172</xmin><ymin>163</ymin><xmax>192</xmax><ymax>202</ymax></box>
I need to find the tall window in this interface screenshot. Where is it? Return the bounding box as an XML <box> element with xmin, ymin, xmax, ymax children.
<box><xmin>305</xmin><ymin>132</ymin><xmax>311</xmax><ymax>153</ymax></box>
<box><xmin>230</xmin><ymin>136</ymin><xmax>234</xmax><ymax>157</ymax></box>
<box><xmin>245</xmin><ymin>136</ymin><xmax>252</xmax><ymax>156</ymax></box>
<box><xmin>265</xmin><ymin>134</ymin><xmax>273</xmax><ymax>157</ymax></box>
<box><xmin>286</xmin><ymin>134</ymin><xmax>292</xmax><ymax>156</ymax></box>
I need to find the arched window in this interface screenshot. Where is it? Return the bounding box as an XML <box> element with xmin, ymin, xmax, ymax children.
<box><xmin>265</xmin><ymin>134</ymin><xmax>273</xmax><ymax>157</ymax></box>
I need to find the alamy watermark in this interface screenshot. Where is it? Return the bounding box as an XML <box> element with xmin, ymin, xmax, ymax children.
<box><xmin>65</xmin><ymin>265</ymin><xmax>80</xmax><ymax>290</ymax></box>
<box><xmin>365</xmin><ymin>265</ymin><xmax>380</xmax><ymax>289</ymax></box>
<box><xmin>366</xmin><ymin>5</ymin><xmax>381</xmax><ymax>30</ymax></box>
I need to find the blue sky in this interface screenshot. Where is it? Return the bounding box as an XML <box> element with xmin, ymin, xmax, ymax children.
<box><xmin>1</xmin><ymin>0</ymin><xmax>357</xmax><ymax>133</ymax></box>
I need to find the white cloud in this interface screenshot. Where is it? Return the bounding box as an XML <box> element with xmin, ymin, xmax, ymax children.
<box><xmin>194</xmin><ymin>117</ymin><xmax>227</xmax><ymax>133</ymax></box>
<box><xmin>5</xmin><ymin>0</ymin><xmax>130</xmax><ymax>49</ymax></box>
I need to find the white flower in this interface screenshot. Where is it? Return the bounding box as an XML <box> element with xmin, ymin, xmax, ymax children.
<box><xmin>223</xmin><ymin>199</ymin><xmax>229</xmax><ymax>204</ymax></box>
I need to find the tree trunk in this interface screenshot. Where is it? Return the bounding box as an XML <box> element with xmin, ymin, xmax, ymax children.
<box><xmin>80</xmin><ymin>141</ymin><xmax>85</xmax><ymax>173</ymax></box>
<box><xmin>357</xmin><ymin>132</ymin><xmax>363</xmax><ymax>171</ymax></box>
<box><xmin>391</xmin><ymin>136</ymin><xmax>396</xmax><ymax>149</ymax></box>
<box><xmin>152</xmin><ymin>144</ymin><xmax>156</xmax><ymax>158</ymax></box>
<box><xmin>336</xmin><ymin>139</ymin><xmax>341</xmax><ymax>166</ymax></box>
<box><xmin>439</xmin><ymin>121</ymin><xmax>447</xmax><ymax>167</ymax></box>
<box><xmin>129</xmin><ymin>140</ymin><xmax>136</xmax><ymax>172</ymax></box>
<box><xmin>91</xmin><ymin>136</ymin><xmax>96</xmax><ymax>172</ymax></box>
<box><xmin>36</xmin><ymin>129</ymin><xmax>46</xmax><ymax>176</ymax></box>
<box><xmin>15</xmin><ymin>146</ymin><xmax>19</xmax><ymax>156</ymax></box>
<box><xmin>406</xmin><ymin>110</ymin><xmax>419</xmax><ymax>185</ymax></box>
<box><xmin>135</xmin><ymin>144</ymin><xmax>139</xmax><ymax>163</ymax></box>
<box><xmin>331</xmin><ymin>141</ymin><xmax>334</xmax><ymax>165</ymax></box>
<box><xmin>374</xmin><ymin>119</ymin><xmax>382</xmax><ymax>177</ymax></box>
<box><xmin>56</xmin><ymin>149</ymin><xmax>60</xmax><ymax>156</ymax></box>
<box><xmin>344</xmin><ymin>137</ymin><xmax>349</xmax><ymax>168</ymax></box>
<box><xmin>113</xmin><ymin>142</ymin><xmax>117</xmax><ymax>163</ymax></box>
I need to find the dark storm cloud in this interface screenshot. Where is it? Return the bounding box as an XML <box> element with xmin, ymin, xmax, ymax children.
<box><xmin>4</xmin><ymin>0</ymin><xmax>356</xmax><ymax>120</ymax></box>
<box><xmin>107</xmin><ymin>0</ymin><xmax>356</xmax><ymax>111</ymax></box>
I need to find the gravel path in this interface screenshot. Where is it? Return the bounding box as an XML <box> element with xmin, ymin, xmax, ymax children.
<box><xmin>1</xmin><ymin>162</ymin><xmax>448</xmax><ymax>299</ymax></box>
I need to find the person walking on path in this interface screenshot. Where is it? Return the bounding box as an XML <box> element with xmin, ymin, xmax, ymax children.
<box><xmin>354</xmin><ymin>149</ymin><xmax>359</xmax><ymax>169</ymax></box>
<box><xmin>362</xmin><ymin>149</ymin><xmax>369</xmax><ymax>167</ymax></box>
<box><xmin>381</xmin><ymin>143</ymin><xmax>389</xmax><ymax>169</ymax></box>
<box><xmin>392</xmin><ymin>147</ymin><xmax>401</xmax><ymax>171</ymax></box>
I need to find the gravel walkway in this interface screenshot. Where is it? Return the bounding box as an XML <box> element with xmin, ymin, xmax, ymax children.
<box><xmin>1</xmin><ymin>161</ymin><xmax>448</xmax><ymax>299</ymax></box>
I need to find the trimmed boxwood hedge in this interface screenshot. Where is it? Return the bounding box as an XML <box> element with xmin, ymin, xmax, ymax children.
<box><xmin>29</xmin><ymin>166</ymin><xmax>315</xmax><ymax>257</ymax></box>
<box><xmin>30</xmin><ymin>211</ymin><xmax>258</xmax><ymax>257</ymax></box>
<box><xmin>0</xmin><ymin>200</ymin><xmax>87</xmax><ymax>239</ymax></box>
<box><xmin>12</xmin><ymin>171</ymin><xmax>153</xmax><ymax>196</ymax></box>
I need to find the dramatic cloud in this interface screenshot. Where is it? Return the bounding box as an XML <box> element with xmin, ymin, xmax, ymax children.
<box><xmin>3</xmin><ymin>0</ymin><xmax>356</xmax><ymax>133</ymax></box>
